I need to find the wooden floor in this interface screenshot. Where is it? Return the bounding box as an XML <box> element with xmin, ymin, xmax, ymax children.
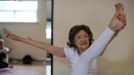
<box><xmin>0</xmin><ymin>61</ymin><xmax>51</xmax><ymax>75</ymax></box>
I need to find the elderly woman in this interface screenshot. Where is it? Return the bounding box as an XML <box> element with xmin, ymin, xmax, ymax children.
<box><xmin>3</xmin><ymin>3</ymin><xmax>126</xmax><ymax>75</ymax></box>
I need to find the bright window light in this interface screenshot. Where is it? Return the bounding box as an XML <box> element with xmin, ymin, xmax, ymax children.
<box><xmin>46</xmin><ymin>65</ymin><xmax>51</xmax><ymax>75</ymax></box>
<box><xmin>0</xmin><ymin>1</ymin><xmax>38</xmax><ymax>22</ymax></box>
<box><xmin>46</xmin><ymin>21</ymin><xmax>51</xmax><ymax>39</ymax></box>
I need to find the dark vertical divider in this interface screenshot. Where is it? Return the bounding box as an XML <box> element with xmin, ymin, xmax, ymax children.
<box><xmin>51</xmin><ymin>0</ymin><xmax>54</xmax><ymax>75</ymax></box>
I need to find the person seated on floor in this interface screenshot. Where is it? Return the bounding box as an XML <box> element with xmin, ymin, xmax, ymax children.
<box><xmin>0</xmin><ymin>39</ymin><xmax>12</xmax><ymax>70</ymax></box>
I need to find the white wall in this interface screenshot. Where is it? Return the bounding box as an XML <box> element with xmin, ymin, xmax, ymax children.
<box><xmin>53</xmin><ymin>0</ymin><xmax>134</xmax><ymax>75</ymax></box>
<box><xmin>0</xmin><ymin>0</ymin><xmax>47</xmax><ymax>60</ymax></box>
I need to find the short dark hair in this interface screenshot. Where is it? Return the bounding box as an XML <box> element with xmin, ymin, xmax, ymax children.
<box><xmin>67</xmin><ymin>24</ymin><xmax>93</xmax><ymax>48</ymax></box>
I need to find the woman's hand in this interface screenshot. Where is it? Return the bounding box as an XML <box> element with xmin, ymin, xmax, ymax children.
<box><xmin>109</xmin><ymin>3</ymin><xmax>126</xmax><ymax>32</ymax></box>
<box><xmin>3</xmin><ymin>28</ymin><xmax>21</xmax><ymax>41</ymax></box>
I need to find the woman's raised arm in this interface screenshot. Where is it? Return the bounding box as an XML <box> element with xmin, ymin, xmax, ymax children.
<box><xmin>3</xmin><ymin>28</ymin><xmax>65</xmax><ymax>57</ymax></box>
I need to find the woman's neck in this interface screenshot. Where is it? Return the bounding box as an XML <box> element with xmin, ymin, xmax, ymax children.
<box><xmin>78</xmin><ymin>49</ymin><xmax>85</xmax><ymax>55</ymax></box>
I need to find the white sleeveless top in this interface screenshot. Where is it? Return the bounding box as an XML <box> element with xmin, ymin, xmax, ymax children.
<box><xmin>88</xmin><ymin>57</ymin><xmax>99</xmax><ymax>75</ymax></box>
<box><xmin>64</xmin><ymin>47</ymin><xmax>99</xmax><ymax>75</ymax></box>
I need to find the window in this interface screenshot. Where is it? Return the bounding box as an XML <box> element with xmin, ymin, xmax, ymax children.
<box><xmin>0</xmin><ymin>0</ymin><xmax>38</xmax><ymax>22</ymax></box>
<box><xmin>46</xmin><ymin>21</ymin><xmax>52</xmax><ymax>42</ymax></box>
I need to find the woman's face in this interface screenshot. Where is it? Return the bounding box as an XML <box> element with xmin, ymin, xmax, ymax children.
<box><xmin>74</xmin><ymin>30</ymin><xmax>90</xmax><ymax>53</ymax></box>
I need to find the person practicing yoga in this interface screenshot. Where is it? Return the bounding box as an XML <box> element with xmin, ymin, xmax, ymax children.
<box><xmin>3</xmin><ymin>3</ymin><xmax>126</xmax><ymax>75</ymax></box>
<box><xmin>0</xmin><ymin>39</ymin><xmax>13</xmax><ymax>71</ymax></box>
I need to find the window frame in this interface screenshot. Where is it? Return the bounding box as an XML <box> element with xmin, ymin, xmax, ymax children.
<box><xmin>0</xmin><ymin>0</ymin><xmax>38</xmax><ymax>23</ymax></box>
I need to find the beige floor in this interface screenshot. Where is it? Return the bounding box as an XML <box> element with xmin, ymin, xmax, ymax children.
<box><xmin>0</xmin><ymin>62</ymin><xmax>48</xmax><ymax>75</ymax></box>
